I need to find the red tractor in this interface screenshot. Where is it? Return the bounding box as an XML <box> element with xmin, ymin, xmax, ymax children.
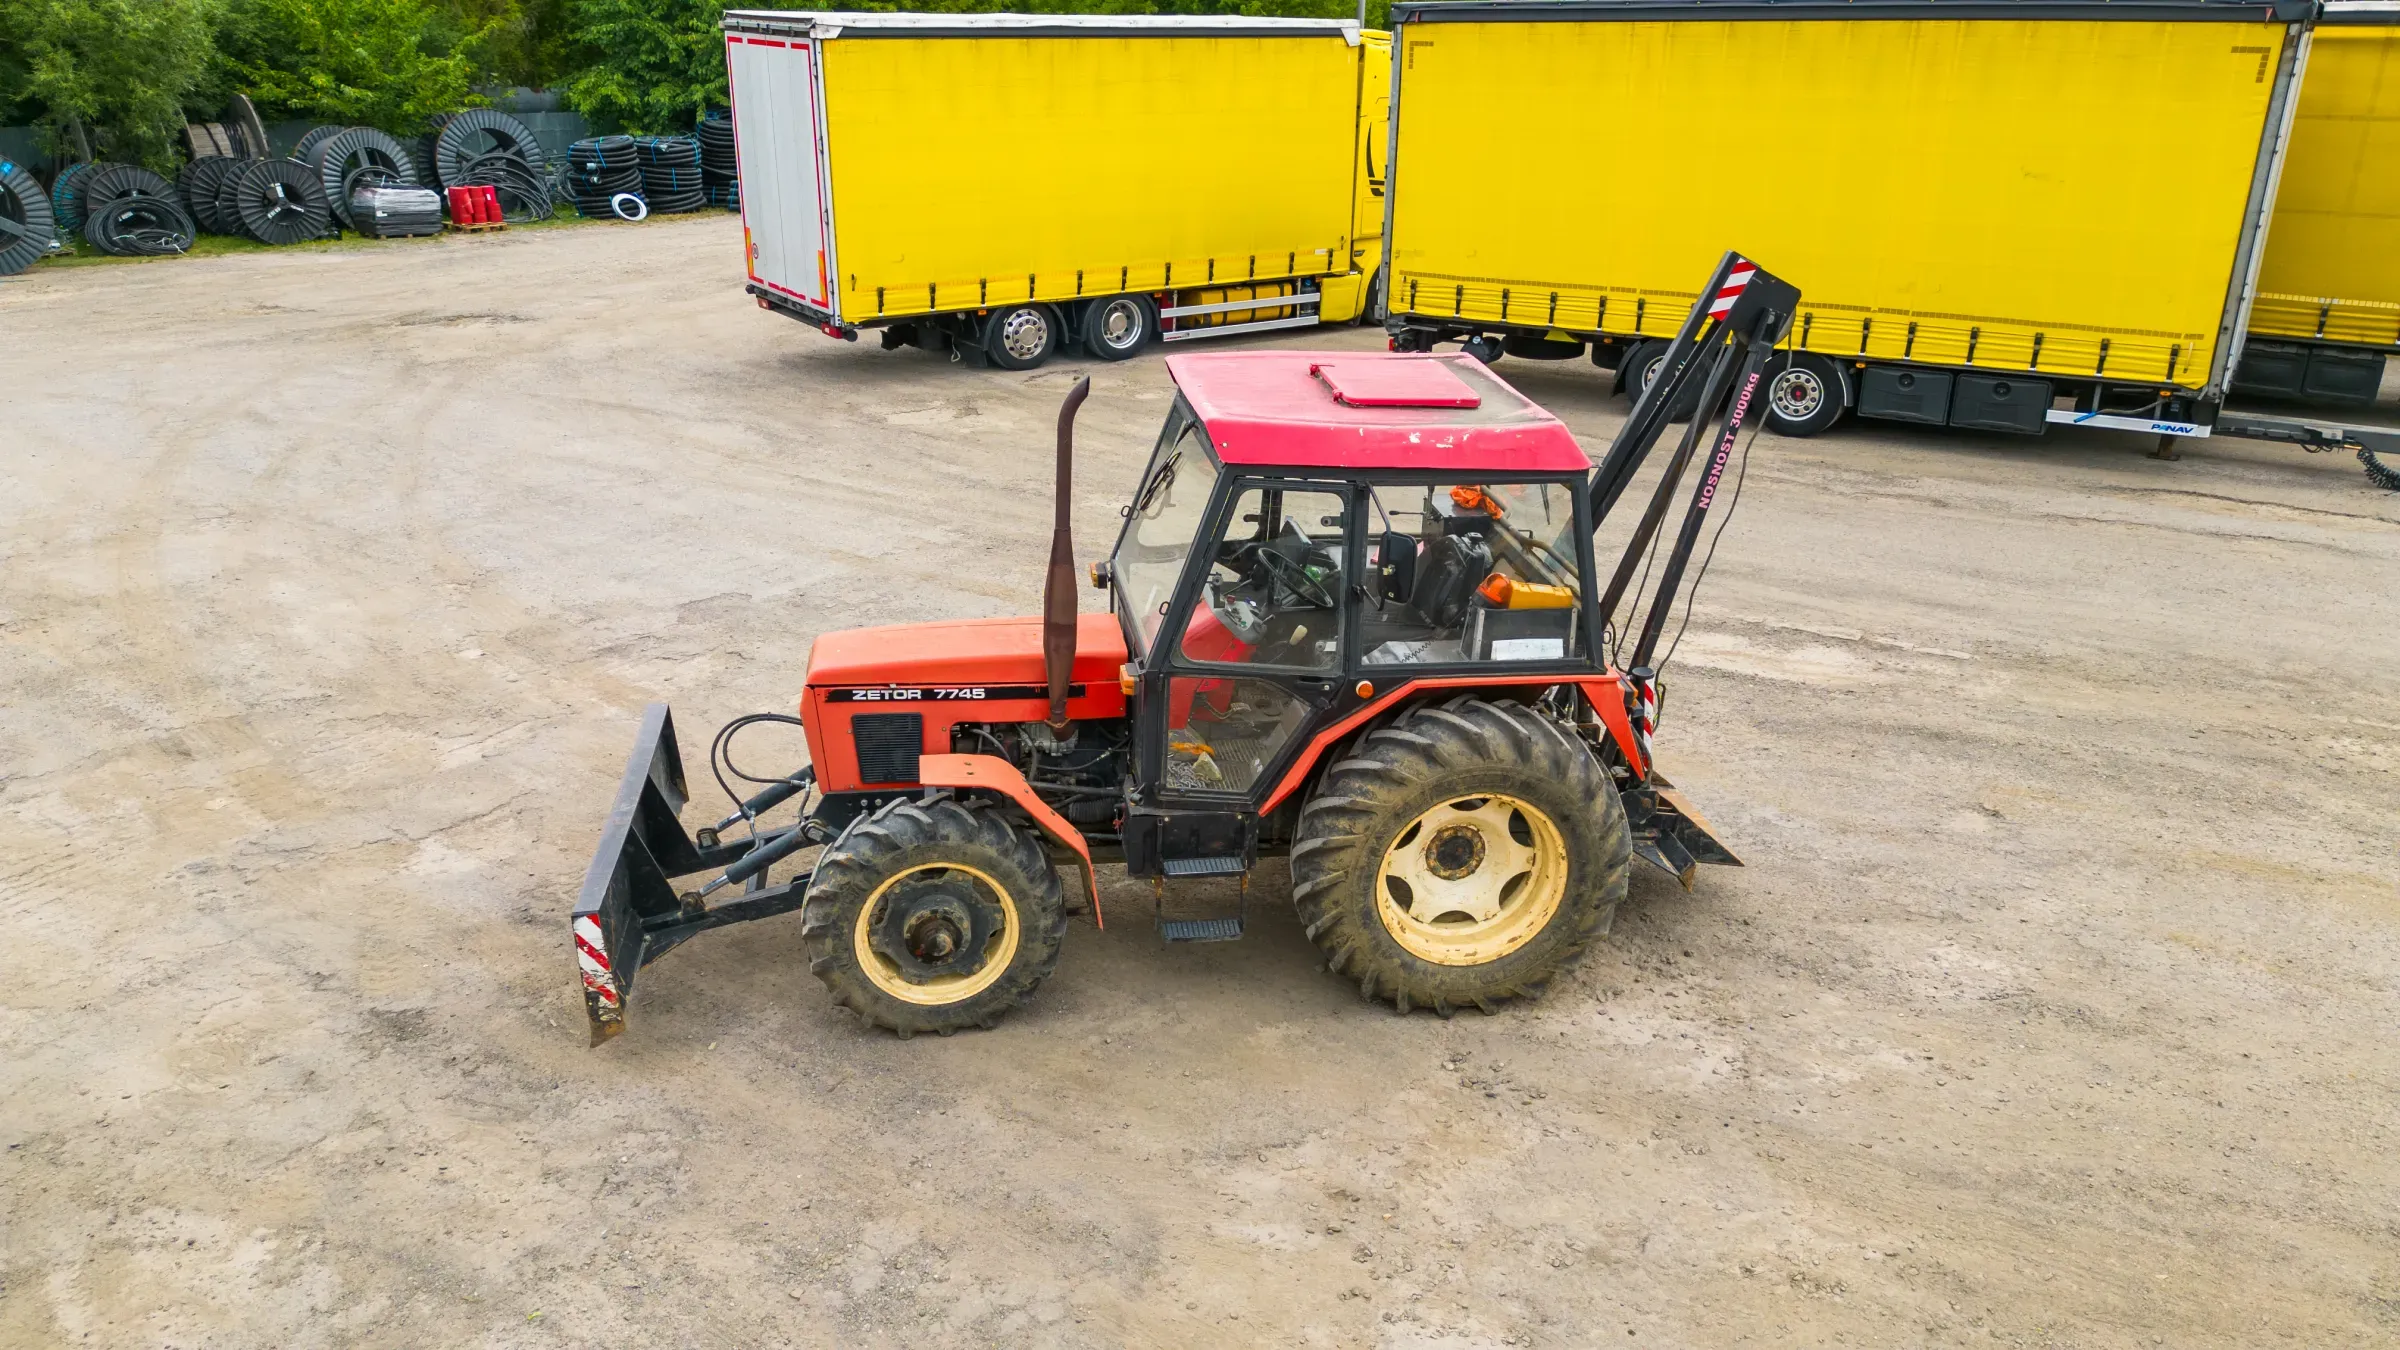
<box><xmin>575</xmin><ymin>254</ymin><xmax>1799</xmax><ymax>1040</ymax></box>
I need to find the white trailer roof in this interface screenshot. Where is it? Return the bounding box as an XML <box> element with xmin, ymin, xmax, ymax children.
<box><xmin>722</xmin><ymin>10</ymin><xmax>1363</xmax><ymax>41</ymax></box>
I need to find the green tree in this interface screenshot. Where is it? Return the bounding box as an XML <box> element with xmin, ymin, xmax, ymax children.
<box><xmin>216</xmin><ymin>0</ymin><xmax>480</xmax><ymax>131</ymax></box>
<box><xmin>560</xmin><ymin>0</ymin><xmax>724</xmax><ymax>134</ymax></box>
<box><xmin>0</xmin><ymin>0</ymin><xmax>222</xmax><ymax>172</ymax></box>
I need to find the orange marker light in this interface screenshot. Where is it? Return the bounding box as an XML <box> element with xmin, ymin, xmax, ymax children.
<box><xmin>1120</xmin><ymin>662</ymin><xmax>1138</xmax><ymax>696</ymax></box>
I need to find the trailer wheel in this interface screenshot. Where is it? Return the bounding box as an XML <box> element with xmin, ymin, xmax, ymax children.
<box><xmin>1627</xmin><ymin>339</ymin><xmax>1712</xmax><ymax>422</ymax></box>
<box><xmin>1762</xmin><ymin>353</ymin><xmax>1846</xmax><ymax>437</ymax></box>
<box><xmin>799</xmin><ymin>796</ymin><xmax>1068</xmax><ymax>1037</ymax></box>
<box><xmin>983</xmin><ymin>303</ymin><xmax>1059</xmax><ymax>370</ymax></box>
<box><xmin>1290</xmin><ymin>698</ymin><xmax>1629</xmax><ymax>1016</ymax></box>
<box><xmin>1082</xmin><ymin>295</ymin><xmax>1152</xmax><ymax>361</ymax></box>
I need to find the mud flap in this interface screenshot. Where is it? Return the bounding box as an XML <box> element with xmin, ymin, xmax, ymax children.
<box><xmin>1625</xmin><ymin>773</ymin><xmax>1741</xmax><ymax>892</ymax></box>
<box><xmin>572</xmin><ymin>705</ymin><xmax>710</xmax><ymax>1041</ymax></box>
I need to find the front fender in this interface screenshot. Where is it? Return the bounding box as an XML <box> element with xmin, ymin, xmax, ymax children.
<box><xmin>915</xmin><ymin>753</ymin><xmax>1103</xmax><ymax>927</ymax></box>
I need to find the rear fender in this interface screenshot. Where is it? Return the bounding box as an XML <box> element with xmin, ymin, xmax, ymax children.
<box><xmin>1257</xmin><ymin>673</ymin><xmax>1649</xmax><ymax>817</ymax></box>
<box><xmin>915</xmin><ymin>753</ymin><xmax>1103</xmax><ymax>927</ymax></box>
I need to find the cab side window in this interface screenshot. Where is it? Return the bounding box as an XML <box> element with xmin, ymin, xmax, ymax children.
<box><xmin>1175</xmin><ymin>486</ymin><xmax>1347</xmax><ymax>673</ymax></box>
<box><xmin>1356</xmin><ymin>482</ymin><xmax>1586</xmax><ymax>665</ymax></box>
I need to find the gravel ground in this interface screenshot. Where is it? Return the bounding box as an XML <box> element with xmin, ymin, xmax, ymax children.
<box><xmin>3</xmin><ymin>213</ymin><xmax>2396</xmax><ymax>1349</ymax></box>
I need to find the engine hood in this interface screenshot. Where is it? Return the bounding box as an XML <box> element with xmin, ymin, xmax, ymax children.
<box><xmin>803</xmin><ymin>613</ymin><xmax>1129</xmax><ymax>691</ymax></box>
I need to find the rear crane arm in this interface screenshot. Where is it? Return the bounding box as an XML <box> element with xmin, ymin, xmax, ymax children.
<box><xmin>1582</xmin><ymin>251</ymin><xmax>1799</xmax><ymax>757</ymax></box>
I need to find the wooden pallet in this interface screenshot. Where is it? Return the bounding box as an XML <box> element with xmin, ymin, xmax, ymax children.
<box><xmin>448</xmin><ymin>221</ymin><xmax>507</xmax><ymax>234</ymax></box>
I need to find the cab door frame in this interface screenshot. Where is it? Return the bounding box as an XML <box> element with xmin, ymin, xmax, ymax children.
<box><xmin>1132</xmin><ymin>470</ymin><xmax>1365</xmax><ymax>815</ymax></box>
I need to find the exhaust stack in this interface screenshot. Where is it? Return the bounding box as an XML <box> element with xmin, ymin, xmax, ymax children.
<box><xmin>1044</xmin><ymin>376</ymin><xmax>1092</xmax><ymax>732</ymax></box>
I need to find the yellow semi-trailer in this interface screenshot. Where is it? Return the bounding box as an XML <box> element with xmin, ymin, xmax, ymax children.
<box><xmin>2236</xmin><ymin>1</ymin><xmax>2400</xmax><ymax>403</ymax></box>
<box><xmin>1381</xmin><ymin>0</ymin><xmax>2313</xmax><ymax>445</ymax></box>
<box><xmin>723</xmin><ymin>10</ymin><xmax>1392</xmax><ymax>369</ymax></box>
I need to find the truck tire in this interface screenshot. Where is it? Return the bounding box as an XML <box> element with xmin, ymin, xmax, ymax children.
<box><xmin>1082</xmin><ymin>294</ymin><xmax>1152</xmax><ymax>361</ymax></box>
<box><xmin>1762</xmin><ymin>352</ymin><xmax>1846</xmax><ymax>437</ymax></box>
<box><xmin>1290</xmin><ymin>697</ymin><xmax>1630</xmax><ymax>1016</ymax></box>
<box><xmin>983</xmin><ymin>302</ymin><xmax>1059</xmax><ymax>370</ymax></box>
<box><xmin>798</xmin><ymin>796</ymin><xmax>1068</xmax><ymax>1037</ymax></box>
<box><xmin>1627</xmin><ymin>339</ymin><xmax>1712</xmax><ymax>422</ymax></box>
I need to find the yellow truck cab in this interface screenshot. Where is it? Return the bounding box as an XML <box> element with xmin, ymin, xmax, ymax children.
<box><xmin>723</xmin><ymin>10</ymin><xmax>1392</xmax><ymax>369</ymax></box>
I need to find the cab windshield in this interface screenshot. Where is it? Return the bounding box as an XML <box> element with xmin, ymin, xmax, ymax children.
<box><xmin>1111</xmin><ymin>407</ymin><xmax>1222</xmax><ymax>654</ymax></box>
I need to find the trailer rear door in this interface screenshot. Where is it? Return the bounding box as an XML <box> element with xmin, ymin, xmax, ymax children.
<box><xmin>728</xmin><ymin>33</ymin><xmax>835</xmax><ymax>317</ymax></box>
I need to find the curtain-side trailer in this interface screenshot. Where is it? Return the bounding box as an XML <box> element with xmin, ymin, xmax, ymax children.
<box><xmin>723</xmin><ymin>10</ymin><xmax>1391</xmax><ymax>370</ymax></box>
<box><xmin>1380</xmin><ymin>0</ymin><xmax>2312</xmax><ymax>449</ymax></box>
<box><xmin>2235</xmin><ymin>1</ymin><xmax>2400</xmax><ymax>403</ymax></box>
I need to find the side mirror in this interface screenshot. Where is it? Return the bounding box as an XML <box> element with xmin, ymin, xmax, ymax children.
<box><xmin>1376</xmin><ymin>530</ymin><xmax>1417</xmax><ymax>605</ymax></box>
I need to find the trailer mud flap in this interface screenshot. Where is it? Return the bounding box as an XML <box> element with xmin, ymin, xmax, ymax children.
<box><xmin>1625</xmin><ymin>773</ymin><xmax>1741</xmax><ymax>892</ymax></box>
<box><xmin>573</xmin><ymin>705</ymin><xmax>711</xmax><ymax>1041</ymax></box>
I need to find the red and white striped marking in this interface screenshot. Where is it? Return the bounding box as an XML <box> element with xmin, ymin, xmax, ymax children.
<box><xmin>1706</xmin><ymin>260</ymin><xmax>1756</xmax><ymax>318</ymax></box>
<box><xmin>574</xmin><ymin>915</ymin><xmax>619</xmax><ymax>1008</ymax></box>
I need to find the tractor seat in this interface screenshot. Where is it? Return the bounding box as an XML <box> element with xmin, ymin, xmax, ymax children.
<box><xmin>1411</xmin><ymin>531</ymin><xmax>1491</xmax><ymax>630</ymax></box>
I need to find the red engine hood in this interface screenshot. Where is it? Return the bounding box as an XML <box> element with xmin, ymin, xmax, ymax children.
<box><xmin>803</xmin><ymin>613</ymin><xmax>1129</xmax><ymax>691</ymax></box>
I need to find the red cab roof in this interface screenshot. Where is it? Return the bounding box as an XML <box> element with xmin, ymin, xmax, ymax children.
<box><xmin>1163</xmin><ymin>351</ymin><xmax>1591</xmax><ymax>473</ymax></box>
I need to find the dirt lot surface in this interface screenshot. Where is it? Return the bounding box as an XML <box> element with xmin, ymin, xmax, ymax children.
<box><xmin>4</xmin><ymin>215</ymin><xmax>2398</xmax><ymax>1349</ymax></box>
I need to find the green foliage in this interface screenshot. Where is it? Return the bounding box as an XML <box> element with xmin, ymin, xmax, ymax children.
<box><xmin>0</xmin><ymin>0</ymin><xmax>222</xmax><ymax>172</ymax></box>
<box><xmin>560</xmin><ymin>0</ymin><xmax>724</xmax><ymax>135</ymax></box>
<box><xmin>216</xmin><ymin>0</ymin><xmax>480</xmax><ymax>131</ymax></box>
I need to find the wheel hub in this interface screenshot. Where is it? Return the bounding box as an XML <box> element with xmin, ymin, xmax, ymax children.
<box><xmin>1374</xmin><ymin>793</ymin><xmax>1570</xmax><ymax>966</ymax></box>
<box><xmin>1770</xmin><ymin>367</ymin><xmax>1824</xmax><ymax>419</ymax></box>
<box><xmin>1000</xmin><ymin>310</ymin><xmax>1050</xmax><ymax>360</ymax></box>
<box><xmin>1100</xmin><ymin>301</ymin><xmax>1138</xmax><ymax>345</ymax></box>
<box><xmin>1423</xmin><ymin>822</ymin><xmax>1488</xmax><ymax>880</ymax></box>
<box><xmin>868</xmin><ymin>874</ymin><xmax>1003</xmax><ymax>984</ymax></box>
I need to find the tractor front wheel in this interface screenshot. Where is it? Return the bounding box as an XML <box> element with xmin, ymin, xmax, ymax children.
<box><xmin>799</xmin><ymin>796</ymin><xmax>1067</xmax><ymax>1037</ymax></box>
<box><xmin>1290</xmin><ymin>698</ymin><xmax>1630</xmax><ymax>1015</ymax></box>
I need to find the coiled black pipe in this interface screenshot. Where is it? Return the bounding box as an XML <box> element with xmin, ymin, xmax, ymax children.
<box><xmin>85</xmin><ymin>194</ymin><xmax>195</xmax><ymax>256</ymax></box>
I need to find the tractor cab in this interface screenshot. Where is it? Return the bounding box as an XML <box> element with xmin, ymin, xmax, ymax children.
<box><xmin>1098</xmin><ymin>351</ymin><xmax>1610</xmax><ymax>876</ymax></box>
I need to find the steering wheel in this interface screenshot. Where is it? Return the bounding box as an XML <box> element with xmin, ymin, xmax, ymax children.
<box><xmin>1256</xmin><ymin>547</ymin><xmax>1337</xmax><ymax>609</ymax></box>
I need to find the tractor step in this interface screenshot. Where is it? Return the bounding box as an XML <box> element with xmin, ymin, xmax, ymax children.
<box><xmin>1157</xmin><ymin>917</ymin><xmax>1244</xmax><ymax>943</ymax></box>
<box><xmin>1160</xmin><ymin>855</ymin><xmax>1245</xmax><ymax>877</ymax></box>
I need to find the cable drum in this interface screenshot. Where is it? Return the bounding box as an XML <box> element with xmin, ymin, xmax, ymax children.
<box><xmin>78</xmin><ymin>164</ymin><xmax>175</xmax><ymax>222</ymax></box>
<box><xmin>314</xmin><ymin>127</ymin><xmax>418</xmax><ymax>230</ymax></box>
<box><xmin>1</xmin><ymin>160</ymin><xmax>58</xmax><ymax>275</ymax></box>
<box><xmin>433</xmin><ymin>109</ymin><xmax>545</xmax><ymax>189</ymax></box>
<box><xmin>178</xmin><ymin>156</ymin><xmax>241</xmax><ymax>233</ymax></box>
<box><xmin>49</xmin><ymin>162</ymin><xmax>99</xmax><ymax>237</ymax></box>
<box><xmin>228</xmin><ymin>159</ymin><xmax>332</xmax><ymax>245</ymax></box>
<box><xmin>635</xmin><ymin>136</ymin><xmax>707</xmax><ymax>214</ymax></box>
<box><xmin>292</xmin><ymin>125</ymin><xmax>347</xmax><ymax>166</ymax></box>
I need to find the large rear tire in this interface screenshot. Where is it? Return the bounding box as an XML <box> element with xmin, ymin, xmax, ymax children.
<box><xmin>1290</xmin><ymin>698</ymin><xmax>1630</xmax><ymax>1015</ymax></box>
<box><xmin>1082</xmin><ymin>294</ymin><xmax>1153</xmax><ymax>360</ymax></box>
<box><xmin>799</xmin><ymin>796</ymin><xmax>1067</xmax><ymax>1037</ymax></box>
<box><xmin>982</xmin><ymin>302</ymin><xmax>1060</xmax><ymax>370</ymax></box>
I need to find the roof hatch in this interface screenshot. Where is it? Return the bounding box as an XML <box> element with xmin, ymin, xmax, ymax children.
<box><xmin>1310</xmin><ymin>359</ymin><xmax>1482</xmax><ymax>409</ymax></box>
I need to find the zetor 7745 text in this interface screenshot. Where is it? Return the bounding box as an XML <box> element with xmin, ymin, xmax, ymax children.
<box><xmin>572</xmin><ymin>253</ymin><xmax>1799</xmax><ymax>1041</ymax></box>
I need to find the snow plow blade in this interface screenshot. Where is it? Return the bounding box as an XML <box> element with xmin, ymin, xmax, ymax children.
<box><xmin>571</xmin><ymin>704</ymin><xmax>809</xmax><ymax>1044</ymax></box>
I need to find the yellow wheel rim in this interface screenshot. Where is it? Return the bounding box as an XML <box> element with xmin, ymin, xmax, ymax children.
<box><xmin>1373</xmin><ymin>793</ymin><xmax>1568</xmax><ymax>967</ymax></box>
<box><xmin>851</xmin><ymin>862</ymin><xmax>1022</xmax><ymax>1005</ymax></box>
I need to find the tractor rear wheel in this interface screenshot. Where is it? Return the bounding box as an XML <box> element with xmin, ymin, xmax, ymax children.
<box><xmin>1290</xmin><ymin>697</ymin><xmax>1629</xmax><ymax>1015</ymax></box>
<box><xmin>799</xmin><ymin>796</ymin><xmax>1067</xmax><ymax>1037</ymax></box>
